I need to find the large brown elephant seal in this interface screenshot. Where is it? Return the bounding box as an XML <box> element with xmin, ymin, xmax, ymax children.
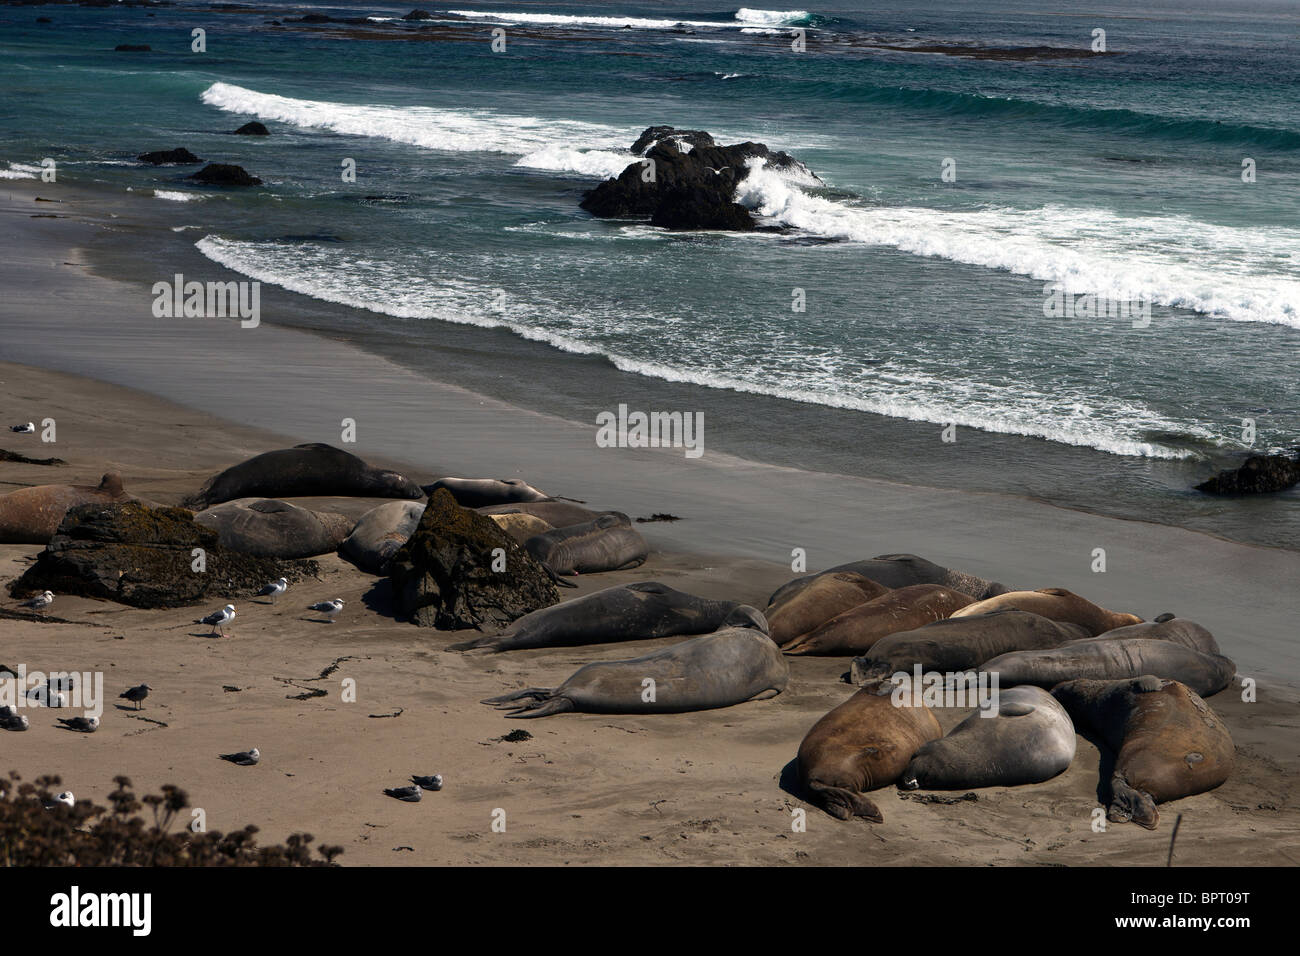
<box><xmin>183</xmin><ymin>443</ymin><xmax>423</xmax><ymax>509</ymax></box>
<box><xmin>979</xmin><ymin>639</ymin><xmax>1236</xmax><ymax>698</ymax></box>
<box><xmin>450</xmin><ymin>581</ymin><xmax>743</xmax><ymax>652</ymax></box>
<box><xmin>899</xmin><ymin>685</ymin><xmax>1076</xmax><ymax>790</ymax></box>
<box><xmin>796</xmin><ymin>679</ymin><xmax>942</xmax><ymax>821</ymax></box>
<box><xmin>1084</xmin><ymin>613</ymin><xmax>1220</xmax><ymax>654</ymax></box>
<box><xmin>781</xmin><ymin>584</ymin><xmax>976</xmax><ymax>656</ymax></box>
<box><xmin>765</xmin><ymin>571</ymin><xmax>890</xmax><ymax>647</ymax></box>
<box><xmin>524</xmin><ymin>512</ymin><xmax>648</xmax><ymax>576</ymax></box>
<box><xmin>488</xmin><ymin>512</ymin><xmax>553</xmax><ymax>545</ymax></box>
<box><xmin>425</xmin><ymin>477</ymin><xmax>551</xmax><ymax>508</ymax></box>
<box><xmin>477</xmin><ymin>500</ymin><xmax>601</xmax><ymax>528</ymax></box>
<box><xmin>340</xmin><ymin>500</ymin><xmax>426</xmax><ymax>573</ymax></box>
<box><xmin>852</xmin><ymin>609</ymin><xmax>1091</xmax><ymax>683</ymax></box>
<box><xmin>769</xmin><ymin>553</ymin><xmax>1008</xmax><ymax>608</ymax></box>
<box><xmin>480</xmin><ymin>606</ymin><xmax>785</xmax><ymax>717</ymax></box>
<box><xmin>950</xmin><ymin>588</ymin><xmax>1141</xmax><ymax>635</ymax></box>
<box><xmin>193</xmin><ymin>498</ymin><xmax>353</xmax><ymax>558</ymax></box>
<box><xmin>1052</xmin><ymin>676</ymin><xmax>1235</xmax><ymax>829</ymax></box>
<box><xmin>0</xmin><ymin>473</ymin><xmax>136</xmax><ymax>544</ymax></box>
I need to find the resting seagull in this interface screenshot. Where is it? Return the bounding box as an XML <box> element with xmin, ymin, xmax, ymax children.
<box><xmin>308</xmin><ymin>598</ymin><xmax>344</xmax><ymax>623</ymax></box>
<box><xmin>0</xmin><ymin>712</ymin><xmax>28</xmax><ymax>732</ymax></box>
<box><xmin>26</xmin><ymin>686</ymin><xmax>66</xmax><ymax>708</ymax></box>
<box><xmin>57</xmin><ymin>715</ymin><xmax>99</xmax><ymax>733</ymax></box>
<box><xmin>119</xmin><ymin>683</ymin><xmax>151</xmax><ymax>710</ymax></box>
<box><xmin>21</xmin><ymin>591</ymin><xmax>53</xmax><ymax>611</ymax></box>
<box><xmin>219</xmin><ymin>747</ymin><xmax>260</xmax><ymax>766</ymax></box>
<box><xmin>9</xmin><ymin>422</ymin><xmax>34</xmax><ymax>433</ymax></box>
<box><xmin>384</xmin><ymin>784</ymin><xmax>422</xmax><ymax>802</ymax></box>
<box><xmin>44</xmin><ymin>791</ymin><xmax>75</xmax><ymax>809</ymax></box>
<box><xmin>198</xmin><ymin>603</ymin><xmax>236</xmax><ymax>636</ymax></box>
<box><xmin>410</xmin><ymin>774</ymin><xmax>443</xmax><ymax>791</ymax></box>
<box><xmin>257</xmin><ymin>577</ymin><xmax>288</xmax><ymax>604</ymax></box>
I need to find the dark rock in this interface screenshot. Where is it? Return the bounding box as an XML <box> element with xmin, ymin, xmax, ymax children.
<box><xmin>1195</xmin><ymin>450</ymin><xmax>1300</xmax><ymax>495</ymax></box>
<box><xmin>137</xmin><ymin>147</ymin><xmax>202</xmax><ymax>165</ymax></box>
<box><xmin>232</xmin><ymin>121</ymin><xmax>269</xmax><ymax>136</ymax></box>
<box><xmin>295</xmin><ymin>14</ymin><xmax>334</xmax><ymax>23</ymax></box>
<box><xmin>650</xmin><ymin>184</ymin><xmax>756</xmax><ymax>231</ymax></box>
<box><xmin>37</xmin><ymin>17</ymin><xmax>52</xmax><ymax>24</ymax></box>
<box><xmin>114</xmin><ymin>45</ymin><xmax>152</xmax><ymax>52</ymax></box>
<box><xmin>401</xmin><ymin>9</ymin><xmax>435</xmax><ymax>20</ymax></box>
<box><xmin>0</xmin><ymin>449</ymin><xmax>65</xmax><ymax>466</ymax></box>
<box><xmin>630</xmin><ymin>126</ymin><xmax>715</xmax><ymax>155</ymax></box>
<box><xmin>388</xmin><ymin>489</ymin><xmax>558</xmax><ymax>630</ymax></box>
<box><xmin>10</xmin><ymin>502</ymin><xmax>317</xmax><ymax>609</ymax></box>
<box><xmin>188</xmin><ymin>163</ymin><xmax>263</xmax><ymax>186</ymax></box>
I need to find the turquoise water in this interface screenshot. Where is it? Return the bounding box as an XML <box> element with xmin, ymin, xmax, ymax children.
<box><xmin>1</xmin><ymin>1</ymin><xmax>1297</xmax><ymax>545</ymax></box>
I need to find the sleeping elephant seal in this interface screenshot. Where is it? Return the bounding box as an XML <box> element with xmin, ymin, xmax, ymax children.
<box><xmin>524</xmin><ymin>512</ymin><xmax>648</xmax><ymax>576</ymax></box>
<box><xmin>899</xmin><ymin>686</ymin><xmax>1076</xmax><ymax>790</ymax></box>
<box><xmin>851</xmin><ymin>610</ymin><xmax>1091</xmax><ymax>683</ymax></box>
<box><xmin>1052</xmin><ymin>676</ymin><xmax>1235</xmax><ymax>829</ymax></box>
<box><xmin>340</xmin><ymin>500</ymin><xmax>426</xmax><ymax>573</ymax></box>
<box><xmin>768</xmin><ymin>553</ymin><xmax>1008</xmax><ymax>608</ymax></box>
<box><xmin>477</xmin><ymin>500</ymin><xmax>601</xmax><ymax>529</ymax></box>
<box><xmin>488</xmin><ymin>512</ymin><xmax>553</xmax><ymax>545</ymax></box>
<box><xmin>425</xmin><ymin>477</ymin><xmax>550</xmax><ymax>508</ymax></box>
<box><xmin>0</xmin><ymin>473</ymin><xmax>137</xmax><ymax>544</ymax></box>
<box><xmin>480</xmin><ymin>606</ymin><xmax>786</xmax><ymax>717</ymax></box>
<box><xmin>979</xmin><ymin>639</ymin><xmax>1236</xmax><ymax>698</ymax></box>
<box><xmin>765</xmin><ymin>571</ymin><xmax>891</xmax><ymax>647</ymax></box>
<box><xmin>781</xmin><ymin>584</ymin><xmax>976</xmax><ymax>656</ymax></box>
<box><xmin>450</xmin><ymin>581</ymin><xmax>742</xmax><ymax>652</ymax></box>
<box><xmin>950</xmin><ymin>588</ymin><xmax>1141</xmax><ymax>636</ymax></box>
<box><xmin>796</xmin><ymin>678</ymin><xmax>942</xmax><ymax>821</ymax></box>
<box><xmin>193</xmin><ymin>498</ymin><xmax>353</xmax><ymax>558</ymax></box>
<box><xmin>183</xmin><ymin>443</ymin><xmax>423</xmax><ymax>509</ymax></box>
<box><xmin>1084</xmin><ymin>613</ymin><xmax>1220</xmax><ymax>654</ymax></box>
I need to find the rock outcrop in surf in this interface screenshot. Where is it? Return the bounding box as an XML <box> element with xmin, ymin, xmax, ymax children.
<box><xmin>1195</xmin><ymin>449</ymin><xmax>1300</xmax><ymax>495</ymax></box>
<box><xmin>188</xmin><ymin>163</ymin><xmax>263</xmax><ymax>186</ymax></box>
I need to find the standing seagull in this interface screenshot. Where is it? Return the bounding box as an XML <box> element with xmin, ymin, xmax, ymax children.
<box><xmin>9</xmin><ymin>422</ymin><xmax>34</xmax><ymax>433</ymax></box>
<box><xmin>57</xmin><ymin>715</ymin><xmax>99</xmax><ymax>733</ymax></box>
<box><xmin>198</xmin><ymin>603</ymin><xmax>236</xmax><ymax>636</ymax></box>
<box><xmin>119</xmin><ymin>683</ymin><xmax>151</xmax><ymax>710</ymax></box>
<box><xmin>21</xmin><ymin>591</ymin><xmax>53</xmax><ymax>612</ymax></box>
<box><xmin>384</xmin><ymin>784</ymin><xmax>423</xmax><ymax>802</ymax></box>
<box><xmin>219</xmin><ymin>747</ymin><xmax>260</xmax><ymax>766</ymax></box>
<box><xmin>308</xmin><ymin>598</ymin><xmax>345</xmax><ymax>623</ymax></box>
<box><xmin>256</xmin><ymin>577</ymin><xmax>288</xmax><ymax>605</ymax></box>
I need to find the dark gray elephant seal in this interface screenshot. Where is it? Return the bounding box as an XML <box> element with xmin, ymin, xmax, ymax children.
<box><xmin>1052</xmin><ymin>676</ymin><xmax>1235</xmax><ymax>829</ymax></box>
<box><xmin>184</xmin><ymin>443</ymin><xmax>423</xmax><ymax>509</ymax></box>
<box><xmin>796</xmin><ymin>678</ymin><xmax>942</xmax><ymax>821</ymax></box>
<box><xmin>768</xmin><ymin>553</ymin><xmax>1008</xmax><ymax>608</ymax></box>
<box><xmin>979</xmin><ymin>639</ymin><xmax>1236</xmax><ymax>698</ymax></box>
<box><xmin>480</xmin><ymin>606</ymin><xmax>785</xmax><ymax>717</ymax></box>
<box><xmin>425</xmin><ymin>477</ymin><xmax>551</xmax><ymax>508</ymax></box>
<box><xmin>340</xmin><ymin>500</ymin><xmax>425</xmax><ymax>573</ymax></box>
<box><xmin>899</xmin><ymin>686</ymin><xmax>1076</xmax><ymax>790</ymax></box>
<box><xmin>193</xmin><ymin>498</ymin><xmax>354</xmax><ymax>558</ymax></box>
<box><xmin>477</xmin><ymin>500</ymin><xmax>602</xmax><ymax>528</ymax></box>
<box><xmin>1084</xmin><ymin>613</ymin><xmax>1220</xmax><ymax>654</ymax></box>
<box><xmin>524</xmin><ymin>512</ymin><xmax>648</xmax><ymax>576</ymax></box>
<box><xmin>851</xmin><ymin>610</ymin><xmax>1091</xmax><ymax>684</ymax></box>
<box><xmin>450</xmin><ymin>581</ymin><xmax>743</xmax><ymax>652</ymax></box>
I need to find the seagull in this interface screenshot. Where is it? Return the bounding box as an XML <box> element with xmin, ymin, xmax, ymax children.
<box><xmin>47</xmin><ymin>673</ymin><xmax>76</xmax><ymax>694</ymax></box>
<box><xmin>119</xmin><ymin>683</ymin><xmax>151</xmax><ymax>710</ymax></box>
<box><xmin>0</xmin><ymin>705</ymin><xmax>14</xmax><ymax>719</ymax></box>
<box><xmin>410</xmin><ymin>774</ymin><xmax>443</xmax><ymax>791</ymax></box>
<box><xmin>0</xmin><ymin>713</ymin><xmax>28</xmax><ymax>731</ymax></box>
<box><xmin>21</xmin><ymin>591</ymin><xmax>53</xmax><ymax>611</ymax></box>
<box><xmin>9</xmin><ymin>422</ymin><xmax>34</xmax><ymax>433</ymax></box>
<box><xmin>704</xmin><ymin>166</ymin><xmax>730</xmax><ymax>175</ymax></box>
<box><xmin>219</xmin><ymin>747</ymin><xmax>260</xmax><ymax>766</ymax></box>
<box><xmin>198</xmin><ymin>603</ymin><xmax>236</xmax><ymax>636</ymax></box>
<box><xmin>308</xmin><ymin>598</ymin><xmax>344</xmax><ymax>623</ymax></box>
<box><xmin>256</xmin><ymin>577</ymin><xmax>288</xmax><ymax>604</ymax></box>
<box><xmin>44</xmin><ymin>791</ymin><xmax>75</xmax><ymax>809</ymax></box>
<box><xmin>384</xmin><ymin>784</ymin><xmax>422</xmax><ymax>802</ymax></box>
<box><xmin>57</xmin><ymin>715</ymin><xmax>99</xmax><ymax>733</ymax></box>
<box><xmin>26</xmin><ymin>686</ymin><xmax>66</xmax><ymax>708</ymax></box>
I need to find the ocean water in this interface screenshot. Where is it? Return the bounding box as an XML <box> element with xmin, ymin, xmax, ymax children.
<box><xmin>1</xmin><ymin>0</ymin><xmax>1297</xmax><ymax>547</ymax></box>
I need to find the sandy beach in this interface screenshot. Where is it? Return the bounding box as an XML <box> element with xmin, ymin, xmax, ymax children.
<box><xmin>1</xmin><ymin>180</ymin><xmax>1297</xmax><ymax>866</ymax></box>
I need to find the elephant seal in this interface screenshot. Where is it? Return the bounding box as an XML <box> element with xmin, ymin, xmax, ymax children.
<box><xmin>781</xmin><ymin>584</ymin><xmax>976</xmax><ymax>656</ymax></box>
<box><xmin>524</xmin><ymin>512</ymin><xmax>648</xmax><ymax>576</ymax></box>
<box><xmin>796</xmin><ymin>679</ymin><xmax>942</xmax><ymax>821</ymax></box>
<box><xmin>979</xmin><ymin>639</ymin><xmax>1236</xmax><ymax>698</ymax></box>
<box><xmin>477</xmin><ymin>500</ymin><xmax>601</xmax><ymax>528</ymax></box>
<box><xmin>1084</xmin><ymin>613</ymin><xmax>1220</xmax><ymax>654</ymax></box>
<box><xmin>0</xmin><ymin>473</ymin><xmax>136</xmax><ymax>544</ymax></box>
<box><xmin>340</xmin><ymin>500</ymin><xmax>425</xmax><ymax>573</ymax></box>
<box><xmin>765</xmin><ymin>571</ymin><xmax>891</xmax><ymax>647</ymax></box>
<box><xmin>480</xmin><ymin>606</ymin><xmax>786</xmax><ymax>717</ymax></box>
<box><xmin>950</xmin><ymin>588</ymin><xmax>1141</xmax><ymax>636</ymax></box>
<box><xmin>899</xmin><ymin>686</ymin><xmax>1076</xmax><ymax>790</ymax></box>
<box><xmin>450</xmin><ymin>581</ymin><xmax>742</xmax><ymax>652</ymax></box>
<box><xmin>193</xmin><ymin>498</ymin><xmax>353</xmax><ymax>558</ymax></box>
<box><xmin>425</xmin><ymin>477</ymin><xmax>550</xmax><ymax>508</ymax></box>
<box><xmin>184</xmin><ymin>443</ymin><xmax>423</xmax><ymax>509</ymax></box>
<box><xmin>488</xmin><ymin>512</ymin><xmax>553</xmax><ymax>545</ymax></box>
<box><xmin>1052</xmin><ymin>676</ymin><xmax>1235</xmax><ymax>829</ymax></box>
<box><xmin>769</xmin><ymin>553</ymin><xmax>1009</xmax><ymax>608</ymax></box>
<box><xmin>851</xmin><ymin>610</ymin><xmax>1091</xmax><ymax>684</ymax></box>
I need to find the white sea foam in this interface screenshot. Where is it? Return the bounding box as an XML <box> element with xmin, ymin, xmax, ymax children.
<box><xmin>734</xmin><ymin>8</ymin><xmax>811</xmax><ymax>25</ymax></box>
<box><xmin>442</xmin><ymin>8</ymin><xmax>810</xmax><ymax>30</ymax></box>
<box><xmin>735</xmin><ymin>161</ymin><xmax>1300</xmax><ymax>329</ymax></box>
<box><xmin>153</xmin><ymin>189</ymin><xmax>202</xmax><ymax>202</ymax></box>
<box><xmin>0</xmin><ymin>162</ymin><xmax>41</xmax><ymax>180</ymax></box>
